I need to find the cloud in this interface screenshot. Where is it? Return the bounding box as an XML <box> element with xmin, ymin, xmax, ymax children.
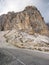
<box><xmin>0</xmin><ymin>0</ymin><xmax>42</xmax><ymax>14</ymax></box>
<box><xmin>0</xmin><ymin>0</ymin><xmax>32</xmax><ymax>14</ymax></box>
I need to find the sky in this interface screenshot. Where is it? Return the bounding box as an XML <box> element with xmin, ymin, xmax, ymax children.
<box><xmin>0</xmin><ymin>0</ymin><xmax>49</xmax><ymax>23</ymax></box>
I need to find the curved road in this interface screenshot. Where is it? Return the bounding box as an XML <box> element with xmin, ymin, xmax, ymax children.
<box><xmin>0</xmin><ymin>48</ymin><xmax>49</xmax><ymax>65</ymax></box>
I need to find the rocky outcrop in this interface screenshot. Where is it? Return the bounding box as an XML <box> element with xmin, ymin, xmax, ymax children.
<box><xmin>47</xmin><ymin>23</ymin><xmax>49</xmax><ymax>30</ymax></box>
<box><xmin>4</xmin><ymin>30</ymin><xmax>49</xmax><ymax>51</ymax></box>
<box><xmin>0</xmin><ymin>6</ymin><xmax>48</xmax><ymax>35</ymax></box>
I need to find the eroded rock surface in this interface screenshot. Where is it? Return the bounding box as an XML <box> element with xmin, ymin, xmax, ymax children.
<box><xmin>4</xmin><ymin>30</ymin><xmax>49</xmax><ymax>51</ymax></box>
<box><xmin>0</xmin><ymin>6</ymin><xmax>48</xmax><ymax>35</ymax></box>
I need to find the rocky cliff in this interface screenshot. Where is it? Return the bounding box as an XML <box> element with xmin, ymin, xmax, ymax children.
<box><xmin>4</xmin><ymin>30</ymin><xmax>49</xmax><ymax>51</ymax></box>
<box><xmin>0</xmin><ymin>6</ymin><xmax>48</xmax><ymax>35</ymax></box>
<box><xmin>47</xmin><ymin>23</ymin><xmax>49</xmax><ymax>30</ymax></box>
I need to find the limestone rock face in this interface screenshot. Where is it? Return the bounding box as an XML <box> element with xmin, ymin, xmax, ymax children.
<box><xmin>0</xmin><ymin>6</ymin><xmax>48</xmax><ymax>35</ymax></box>
<box><xmin>4</xmin><ymin>30</ymin><xmax>49</xmax><ymax>51</ymax></box>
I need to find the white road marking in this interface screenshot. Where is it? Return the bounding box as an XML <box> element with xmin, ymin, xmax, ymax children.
<box><xmin>17</xmin><ymin>59</ymin><xmax>26</xmax><ymax>65</ymax></box>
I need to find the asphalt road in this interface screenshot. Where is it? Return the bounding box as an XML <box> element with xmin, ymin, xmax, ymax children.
<box><xmin>0</xmin><ymin>48</ymin><xmax>49</xmax><ymax>65</ymax></box>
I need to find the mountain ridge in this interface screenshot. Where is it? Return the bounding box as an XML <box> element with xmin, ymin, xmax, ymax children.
<box><xmin>0</xmin><ymin>6</ymin><xmax>49</xmax><ymax>35</ymax></box>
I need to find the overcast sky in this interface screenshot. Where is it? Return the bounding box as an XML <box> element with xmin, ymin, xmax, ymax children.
<box><xmin>0</xmin><ymin>0</ymin><xmax>49</xmax><ymax>23</ymax></box>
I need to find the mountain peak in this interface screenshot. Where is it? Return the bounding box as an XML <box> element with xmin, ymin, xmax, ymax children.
<box><xmin>0</xmin><ymin>6</ymin><xmax>49</xmax><ymax>35</ymax></box>
<box><xmin>25</xmin><ymin>6</ymin><xmax>37</xmax><ymax>10</ymax></box>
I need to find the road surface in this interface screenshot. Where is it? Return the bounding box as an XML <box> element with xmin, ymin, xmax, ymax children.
<box><xmin>0</xmin><ymin>47</ymin><xmax>49</xmax><ymax>65</ymax></box>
